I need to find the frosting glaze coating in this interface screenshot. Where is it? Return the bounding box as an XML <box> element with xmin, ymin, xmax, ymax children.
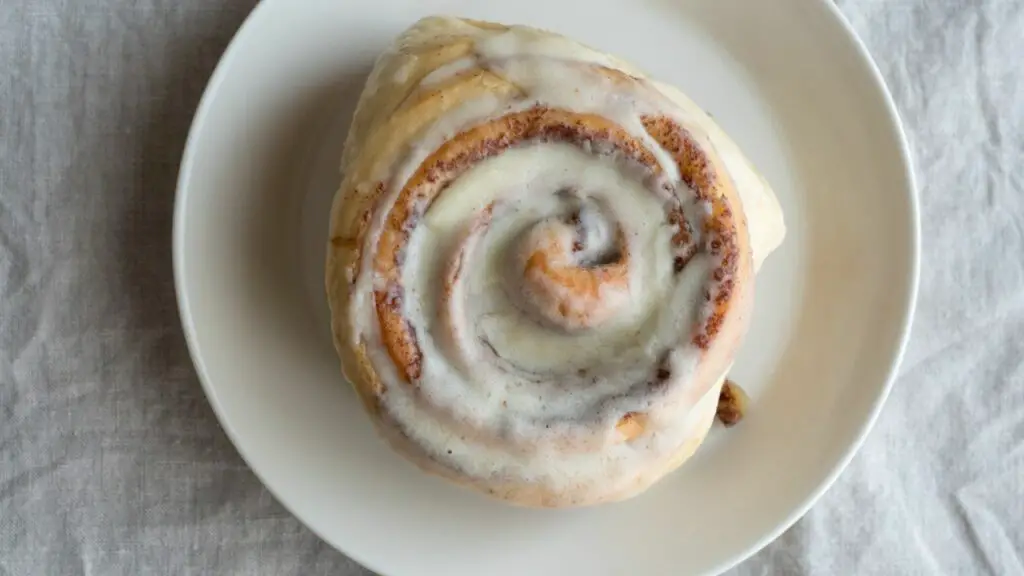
<box><xmin>326</xmin><ymin>16</ymin><xmax>786</xmax><ymax>507</ymax></box>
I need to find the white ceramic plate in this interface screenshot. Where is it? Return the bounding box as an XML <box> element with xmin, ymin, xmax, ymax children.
<box><xmin>173</xmin><ymin>0</ymin><xmax>918</xmax><ymax>574</ymax></box>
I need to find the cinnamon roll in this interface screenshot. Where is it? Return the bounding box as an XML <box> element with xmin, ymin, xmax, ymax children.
<box><xmin>325</xmin><ymin>16</ymin><xmax>786</xmax><ymax>507</ymax></box>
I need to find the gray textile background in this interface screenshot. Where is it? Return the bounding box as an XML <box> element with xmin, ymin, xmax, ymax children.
<box><xmin>1</xmin><ymin>0</ymin><xmax>1022</xmax><ymax>574</ymax></box>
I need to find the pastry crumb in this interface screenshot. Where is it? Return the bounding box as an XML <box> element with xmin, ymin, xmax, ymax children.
<box><xmin>716</xmin><ymin>379</ymin><xmax>749</xmax><ymax>427</ymax></box>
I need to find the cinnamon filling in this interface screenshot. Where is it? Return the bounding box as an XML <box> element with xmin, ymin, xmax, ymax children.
<box><xmin>370</xmin><ymin>107</ymin><xmax>740</xmax><ymax>383</ymax></box>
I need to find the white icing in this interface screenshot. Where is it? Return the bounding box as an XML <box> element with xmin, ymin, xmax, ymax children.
<box><xmin>420</xmin><ymin>57</ymin><xmax>477</xmax><ymax>86</ymax></box>
<box><xmin>342</xmin><ymin>21</ymin><xmax>771</xmax><ymax>501</ymax></box>
<box><xmin>650</xmin><ymin>80</ymin><xmax>787</xmax><ymax>269</ymax></box>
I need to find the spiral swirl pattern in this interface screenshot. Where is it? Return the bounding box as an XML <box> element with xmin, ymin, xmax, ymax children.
<box><xmin>326</xmin><ymin>17</ymin><xmax>775</xmax><ymax>507</ymax></box>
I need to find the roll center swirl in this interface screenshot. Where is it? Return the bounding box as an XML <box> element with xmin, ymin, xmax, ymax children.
<box><xmin>518</xmin><ymin>197</ymin><xmax>629</xmax><ymax>331</ymax></box>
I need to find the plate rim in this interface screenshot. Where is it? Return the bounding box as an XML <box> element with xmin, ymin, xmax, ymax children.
<box><xmin>171</xmin><ymin>1</ymin><xmax>921</xmax><ymax>573</ymax></box>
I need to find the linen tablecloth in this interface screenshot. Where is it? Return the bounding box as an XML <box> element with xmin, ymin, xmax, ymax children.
<box><xmin>2</xmin><ymin>1</ymin><xmax>1022</xmax><ymax>574</ymax></box>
